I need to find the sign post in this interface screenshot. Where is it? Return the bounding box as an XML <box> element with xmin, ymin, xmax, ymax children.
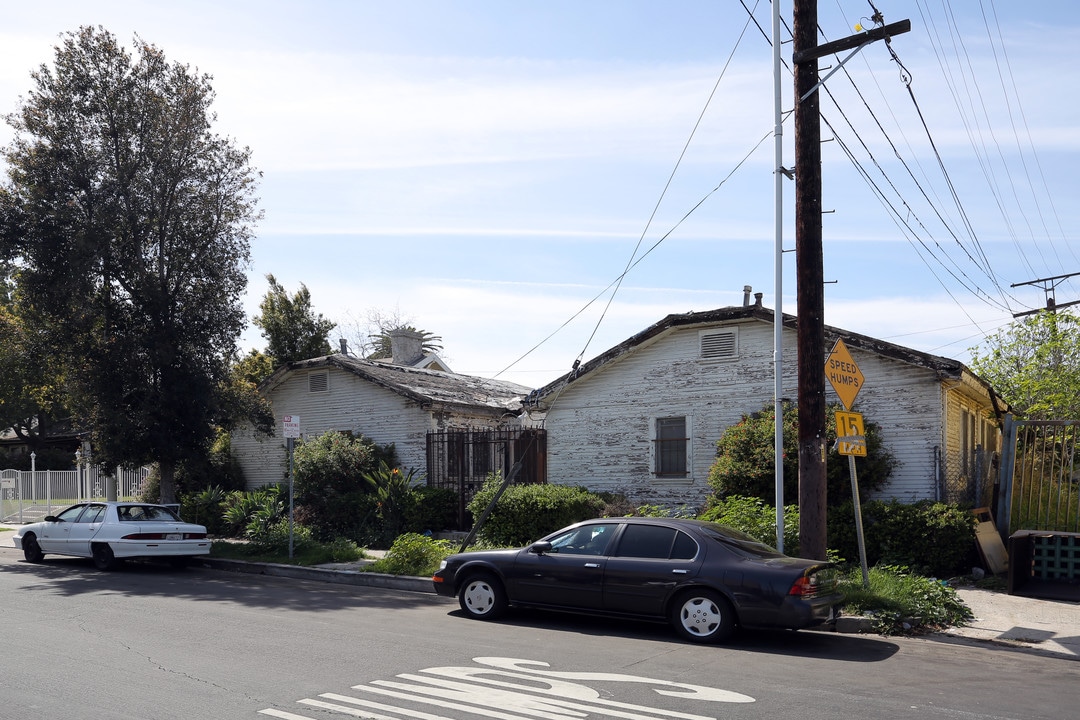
<box><xmin>283</xmin><ymin>415</ymin><xmax>301</xmax><ymax>559</ymax></box>
<box><xmin>826</xmin><ymin>340</ymin><xmax>870</xmax><ymax>586</ymax></box>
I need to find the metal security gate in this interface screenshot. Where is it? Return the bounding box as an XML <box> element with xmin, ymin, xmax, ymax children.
<box><xmin>998</xmin><ymin>417</ymin><xmax>1080</xmax><ymax>535</ymax></box>
<box><xmin>0</xmin><ymin>466</ymin><xmax>150</xmax><ymax>524</ymax></box>
<box><xmin>426</xmin><ymin>428</ymin><xmax>546</xmax><ymax>529</ymax></box>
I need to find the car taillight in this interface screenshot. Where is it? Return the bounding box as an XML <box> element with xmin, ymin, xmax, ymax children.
<box><xmin>121</xmin><ymin>533</ymin><xmax>206</xmax><ymax>540</ymax></box>
<box><xmin>789</xmin><ymin>570</ymin><xmax>836</xmax><ymax>598</ymax></box>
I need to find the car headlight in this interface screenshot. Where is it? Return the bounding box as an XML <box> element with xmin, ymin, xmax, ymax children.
<box><xmin>438</xmin><ymin>560</ymin><xmax>448</xmax><ymax>570</ymax></box>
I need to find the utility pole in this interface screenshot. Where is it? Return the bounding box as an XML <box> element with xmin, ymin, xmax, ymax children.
<box><xmin>1011</xmin><ymin>272</ymin><xmax>1080</xmax><ymax>317</ymax></box>
<box><xmin>793</xmin><ymin>0</ymin><xmax>827</xmax><ymax>561</ymax></box>
<box><xmin>791</xmin><ymin>0</ymin><xmax>909</xmax><ymax>560</ymax></box>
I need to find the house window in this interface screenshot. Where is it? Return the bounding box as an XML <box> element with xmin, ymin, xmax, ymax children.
<box><xmin>308</xmin><ymin>371</ymin><xmax>329</xmax><ymax>393</ymax></box>
<box><xmin>700</xmin><ymin>329</ymin><xmax>737</xmax><ymax>359</ymax></box>
<box><xmin>654</xmin><ymin>417</ymin><xmax>688</xmax><ymax>477</ymax></box>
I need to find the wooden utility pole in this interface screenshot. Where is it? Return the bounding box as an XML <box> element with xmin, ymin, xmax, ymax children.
<box><xmin>792</xmin><ymin>1</ymin><xmax>910</xmax><ymax>560</ymax></box>
<box><xmin>793</xmin><ymin>0</ymin><xmax>827</xmax><ymax>561</ymax></box>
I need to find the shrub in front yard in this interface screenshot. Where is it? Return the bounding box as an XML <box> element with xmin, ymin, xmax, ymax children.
<box><xmin>365</xmin><ymin>532</ymin><xmax>454</xmax><ymax>576</ymax></box>
<box><xmin>292</xmin><ymin>431</ymin><xmax>393</xmax><ymax>541</ymax></box>
<box><xmin>699</xmin><ymin>495</ymin><xmax>800</xmax><ymax>553</ymax></box>
<box><xmin>467</xmin><ymin>480</ymin><xmax>606</xmax><ymax>547</ymax></box>
<box><xmin>828</xmin><ymin>499</ymin><xmax>977</xmax><ymax>578</ymax></box>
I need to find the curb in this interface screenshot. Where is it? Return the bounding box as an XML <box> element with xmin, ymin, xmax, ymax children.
<box><xmin>193</xmin><ymin>557</ymin><xmax>436</xmax><ymax>594</ymax></box>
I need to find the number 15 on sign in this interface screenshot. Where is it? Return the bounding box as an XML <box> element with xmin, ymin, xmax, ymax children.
<box><xmin>835</xmin><ymin>411</ymin><xmax>866</xmax><ymax>457</ymax></box>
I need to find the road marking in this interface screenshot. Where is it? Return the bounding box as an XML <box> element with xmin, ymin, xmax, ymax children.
<box><xmin>259</xmin><ymin>656</ymin><xmax>755</xmax><ymax>719</ymax></box>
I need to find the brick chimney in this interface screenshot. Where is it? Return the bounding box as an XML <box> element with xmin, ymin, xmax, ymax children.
<box><xmin>389</xmin><ymin>328</ymin><xmax>424</xmax><ymax>366</ymax></box>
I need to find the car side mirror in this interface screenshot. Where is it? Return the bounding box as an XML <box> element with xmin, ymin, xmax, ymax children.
<box><xmin>43</xmin><ymin>516</ymin><xmax>60</xmax><ymax>522</ymax></box>
<box><xmin>529</xmin><ymin>541</ymin><xmax>553</xmax><ymax>555</ymax></box>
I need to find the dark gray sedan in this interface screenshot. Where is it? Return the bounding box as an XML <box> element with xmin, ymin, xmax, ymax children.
<box><xmin>432</xmin><ymin>517</ymin><xmax>842</xmax><ymax>643</ymax></box>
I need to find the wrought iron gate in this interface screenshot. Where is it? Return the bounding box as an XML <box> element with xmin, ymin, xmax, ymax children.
<box><xmin>998</xmin><ymin>417</ymin><xmax>1080</xmax><ymax>535</ymax></box>
<box><xmin>426</xmin><ymin>428</ymin><xmax>546</xmax><ymax>529</ymax></box>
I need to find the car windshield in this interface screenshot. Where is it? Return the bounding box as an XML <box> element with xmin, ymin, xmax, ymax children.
<box><xmin>118</xmin><ymin>505</ymin><xmax>181</xmax><ymax>522</ymax></box>
<box><xmin>698</xmin><ymin>523</ymin><xmax>785</xmax><ymax>558</ymax></box>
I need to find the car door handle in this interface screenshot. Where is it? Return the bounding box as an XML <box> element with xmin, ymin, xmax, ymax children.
<box><xmin>584</xmin><ymin>563</ymin><xmax>601</xmax><ymax>568</ymax></box>
<box><xmin>672</xmin><ymin>569</ymin><xmax>688</xmax><ymax>574</ymax></box>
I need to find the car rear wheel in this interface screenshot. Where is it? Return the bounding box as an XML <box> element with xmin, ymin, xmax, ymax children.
<box><xmin>22</xmin><ymin>534</ymin><xmax>44</xmax><ymax>563</ymax></box>
<box><xmin>671</xmin><ymin>589</ymin><xmax>736</xmax><ymax>644</ymax></box>
<box><xmin>92</xmin><ymin>543</ymin><xmax>119</xmax><ymax>571</ymax></box>
<box><xmin>458</xmin><ymin>573</ymin><xmax>508</xmax><ymax>620</ymax></box>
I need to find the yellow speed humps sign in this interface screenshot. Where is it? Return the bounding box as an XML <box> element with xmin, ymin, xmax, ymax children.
<box><xmin>835</xmin><ymin>411</ymin><xmax>867</xmax><ymax>457</ymax></box>
<box><xmin>826</xmin><ymin>338</ymin><xmax>864</xmax><ymax>410</ymax></box>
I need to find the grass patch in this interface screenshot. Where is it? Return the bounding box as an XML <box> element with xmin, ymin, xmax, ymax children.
<box><xmin>210</xmin><ymin>538</ymin><xmax>367</xmax><ymax>566</ymax></box>
<box><xmin>839</xmin><ymin>565</ymin><xmax>974</xmax><ymax>635</ymax></box>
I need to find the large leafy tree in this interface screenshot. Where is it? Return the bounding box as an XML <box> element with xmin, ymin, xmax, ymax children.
<box><xmin>252</xmin><ymin>273</ymin><xmax>335</xmax><ymax>367</ymax></box>
<box><xmin>969</xmin><ymin>309</ymin><xmax>1080</xmax><ymax>420</ymax></box>
<box><xmin>0</xmin><ymin>27</ymin><xmax>261</xmax><ymax>502</ymax></box>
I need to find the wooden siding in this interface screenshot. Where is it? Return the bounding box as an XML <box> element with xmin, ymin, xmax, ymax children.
<box><xmin>232</xmin><ymin>366</ymin><xmax>510</xmax><ymax>489</ymax></box>
<box><xmin>543</xmin><ymin>318</ymin><xmax>964</xmax><ymax>507</ymax></box>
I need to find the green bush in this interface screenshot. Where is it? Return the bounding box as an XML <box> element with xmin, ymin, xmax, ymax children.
<box><xmin>404</xmin><ymin>485</ymin><xmax>458</xmax><ymax>533</ymax></box>
<box><xmin>467</xmin><ymin>480</ymin><xmax>606</xmax><ymax>547</ymax></box>
<box><xmin>363</xmin><ymin>463</ymin><xmax>423</xmax><ymax>547</ymax></box>
<box><xmin>178</xmin><ymin>485</ymin><xmax>229</xmax><ymax>535</ymax></box>
<box><xmin>220</xmin><ymin>485</ymin><xmax>286</xmax><ymax>538</ymax></box>
<box><xmin>292</xmin><ymin>431</ymin><xmax>392</xmax><ymax>541</ymax></box>
<box><xmin>708</xmin><ymin>402</ymin><xmax>895</xmax><ymax>506</ymax></box>
<box><xmin>828</xmin><ymin>499</ymin><xmax>977</xmax><ymax>578</ymax></box>
<box><xmin>366</xmin><ymin>532</ymin><xmax>454</xmax><ymax>576</ymax></box>
<box><xmin>699</xmin><ymin>495</ymin><xmax>800</xmax><ymax>554</ymax></box>
<box><xmin>248</xmin><ymin>519</ymin><xmax>315</xmax><ymax>554</ymax></box>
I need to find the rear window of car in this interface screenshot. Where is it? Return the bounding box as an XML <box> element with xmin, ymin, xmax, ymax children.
<box><xmin>697</xmin><ymin>523</ymin><xmax>784</xmax><ymax>558</ymax></box>
<box><xmin>118</xmin><ymin>505</ymin><xmax>181</xmax><ymax>522</ymax></box>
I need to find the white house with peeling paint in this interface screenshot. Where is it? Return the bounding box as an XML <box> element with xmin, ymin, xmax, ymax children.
<box><xmin>231</xmin><ymin>331</ymin><xmax>530</xmax><ymax>489</ymax></box>
<box><xmin>522</xmin><ymin>302</ymin><xmax>1007</xmax><ymax>510</ymax></box>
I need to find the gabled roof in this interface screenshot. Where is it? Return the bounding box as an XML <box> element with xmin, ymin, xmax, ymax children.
<box><xmin>529</xmin><ymin>305</ymin><xmax>1007</xmax><ymax>413</ymax></box>
<box><xmin>261</xmin><ymin>353</ymin><xmax>530</xmax><ymax>414</ymax></box>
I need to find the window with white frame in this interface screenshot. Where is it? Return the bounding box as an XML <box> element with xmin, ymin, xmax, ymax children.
<box><xmin>654</xmin><ymin>416</ymin><xmax>688</xmax><ymax>477</ymax></box>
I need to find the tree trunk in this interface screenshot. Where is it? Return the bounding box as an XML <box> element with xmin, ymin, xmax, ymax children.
<box><xmin>159</xmin><ymin>459</ymin><xmax>177</xmax><ymax>504</ymax></box>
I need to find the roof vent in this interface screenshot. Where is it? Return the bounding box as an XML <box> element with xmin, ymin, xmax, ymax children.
<box><xmin>308</xmin><ymin>370</ymin><xmax>329</xmax><ymax>393</ymax></box>
<box><xmin>700</xmin><ymin>330</ymin><xmax>738</xmax><ymax>359</ymax></box>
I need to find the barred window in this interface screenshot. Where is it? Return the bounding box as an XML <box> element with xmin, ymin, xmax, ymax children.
<box><xmin>655</xmin><ymin>417</ymin><xmax>687</xmax><ymax>477</ymax></box>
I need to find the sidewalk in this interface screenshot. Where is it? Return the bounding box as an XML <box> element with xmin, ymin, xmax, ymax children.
<box><xmin>2</xmin><ymin>526</ymin><xmax>1077</xmax><ymax>659</ymax></box>
<box><xmin>942</xmin><ymin>585</ymin><xmax>1080</xmax><ymax>659</ymax></box>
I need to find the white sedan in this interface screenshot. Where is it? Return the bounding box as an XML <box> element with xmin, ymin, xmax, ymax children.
<box><xmin>13</xmin><ymin>501</ymin><xmax>210</xmax><ymax>570</ymax></box>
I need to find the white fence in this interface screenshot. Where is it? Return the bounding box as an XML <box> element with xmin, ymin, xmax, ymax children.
<box><xmin>0</xmin><ymin>466</ymin><xmax>151</xmax><ymax>524</ymax></box>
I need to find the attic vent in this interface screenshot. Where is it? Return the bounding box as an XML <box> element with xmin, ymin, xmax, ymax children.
<box><xmin>308</xmin><ymin>370</ymin><xmax>329</xmax><ymax>393</ymax></box>
<box><xmin>700</xmin><ymin>329</ymin><xmax>737</xmax><ymax>359</ymax></box>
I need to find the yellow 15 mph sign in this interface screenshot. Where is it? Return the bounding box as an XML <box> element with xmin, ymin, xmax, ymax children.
<box><xmin>835</xmin><ymin>411</ymin><xmax>867</xmax><ymax>457</ymax></box>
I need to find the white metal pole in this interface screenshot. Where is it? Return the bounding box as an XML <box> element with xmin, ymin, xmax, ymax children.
<box><xmin>773</xmin><ymin>0</ymin><xmax>786</xmax><ymax>552</ymax></box>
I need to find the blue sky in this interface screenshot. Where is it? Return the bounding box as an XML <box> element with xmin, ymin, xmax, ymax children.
<box><xmin>2</xmin><ymin>1</ymin><xmax>1078</xmax><ymax>387</ymax></box>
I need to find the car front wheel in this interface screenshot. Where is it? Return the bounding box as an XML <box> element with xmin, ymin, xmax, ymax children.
<box><xmin>671</xmin><ymin>589</ymin><xmax>736</xmax><ymax>644</ymax></box>
<box><xmin>92</xmin><ymin>543</ymin><xmax>119</xmax><ymax>571</ymax></box>
<box><xmin>22</xmin><ymin>533</ymin><xmax>45</xmax><ymax>563</ymax></box>
<box><xmin>458</xmin><ymin>573</ymin><xmax>508</xmax><ymax>620</ymax></box>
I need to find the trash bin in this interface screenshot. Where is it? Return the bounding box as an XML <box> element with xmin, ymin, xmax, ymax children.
<box><xmin>1008</xmin><ymin>530</ymin><xmax>1080</xmax><ymax>600</ymax></box>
